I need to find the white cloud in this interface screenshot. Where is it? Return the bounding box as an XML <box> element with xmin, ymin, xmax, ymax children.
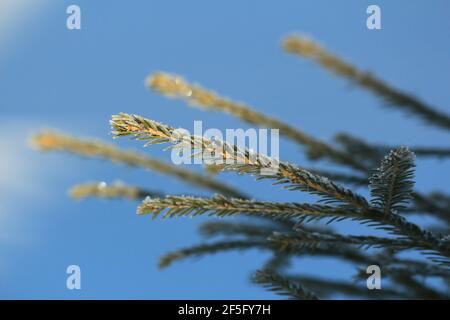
<box><xmin>0</xmin><ymin>120</ymin><xmax>68</xmax><ymax>275</ymax></box>
<box><xmin>0</xmin><ymin>123</ymin><xmax>45</xmax><ymax>241</ymax></box>
<box><xmin>0</xmin><ymin>0</ymin><xmax>50</xmax><ymax>61</ymax></box>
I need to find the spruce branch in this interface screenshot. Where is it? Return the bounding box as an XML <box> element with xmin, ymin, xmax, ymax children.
<box><xmin>203</xmin><ymin>163</ymin><xmax>223</xmax><ymax>176</ymax></box>
<box><xmin>382</xmin><ymin>264</ymin><xmax>450</xmax><ymax>280</ymax></box>
<box><xmin>365</xmin><ymin>214</ymin><xmax>450</xmax><ymax>265</ymax></box>
<box><xmin>393</xmin><ymin>275</ymin><xmax>448</xmax><ymax>299</ymax></box>
<box><xmin>201</xmin><ymin>224</ymin><xmax>376</xmax><ymax>266</ymax></box>
<box><xmin>351</xmin><ymin>250</ymin><xmax>450</xmax><ymax>295</ymax></box>
<box><xmin>335</xmin><ymin>133</ymin><xmax>450</xmax><ymax>162</ymax></box>
<box><xmin>149</xmin><ymin>71</ymin><xmax>448</xmax><ymax>221</ymax></box>
<box><xmin>159</xmin><ymin>226</ymin><xmax>371</xmax><ymax>272</ymax></box>
<box><xmin>111</xmin><ymin>113</ymin><xmax>370</xmax><ymax>209</ymax></box>
<box><xmin>283</xmin><ymin>35</ymin><xmax>450</xmax><ymax>130</ymax></box>
<box><xmin>28</xmin><ymin>29</ymin><xmax>450</xmax><ymax>299</ymax></box>
<box><xmin>138</xmin><ymin>195</ymin><xmax>450</xmax><ymax>262</ymax></box>
<box><xmin>262</xmin><ymin>252</ymin><xmax>292</xmax><ymax>273</ymax></box>
<box><xmin>409</xmin><ymin>192</ymin><xmax>450</xmax><ymax>223</ymax></box>
<box><xmin>429</xmin><ymin>192</ymin><xmax>450</xmax><ymax>207</ymax></box>
<box><xmin>312</xmin><ymin>150</ymin><xmax>450</xmax><ymax>223</ymax></box>
<box><xmin>354</xmin><ymin>267</ymin><xmax>448</xmax><ymax>299</ymax></box>
<box><xmin>369</xmin><ymin>147</ymin><xmax>416</xmax><ymax>214</ymax></box>
<box><xmin>111</xmin><ymin>115</ymin><xmax>450</xmax><ymax>261</ymax></box>
<box><xmin>148</xmin><ymin>72</ymin><xmax>366</xmax><ymax>171</ymax></box>
<box><xmin>269</xmin><ymin>230</ymin><xmax>418</xmax><ymax>252</ymax></box>
<box><xmin>305</xmin><ymin>168</ymin><xmax>368</xmax><ymax>186</ymax></box>
<box><xmin>278</xmin><ymin>237</ymin><xmax>433</xmax><ymax>271</ymax></box>
<box><xmin>337</xmin><ymin>135</ymin><xmax>450</xmax><ymax>221</ymax></box>
<box><xmin>252</xmin><ymin>270</ymin><xmax>319</xmax><ymax>300</ymax></box>
<box><xmin>411</xmin><ymin>147</ymin><xmax>450</xmax><ymax>158</ymax></box>
<box><xmin>158</xmin><ymin>239</ymin><xmax>266</xmax><ymax>269</ymax></box>
<box><xmin>69</xmin><ymin>181</ymin><xmax>162</xmax><ymax>200</ymax></box>
<box><xmin>324</xmin><ymin>136</ymin><xmax>450</xmax><ymax>223</ymax></box>
<box><xmin>31</xmin><ymin>131</ymin><xmax>244</xmax><ymax>198</ymax></box>
<box><xmin>199</xmin><ymin>221</ymin><xmax>278</xmax><ymax>239</ymax></box>
<box><xmin>286</xmin><ymin>244</ymin><xmax>376</xmax><ymax>265</ymax></box>
<box><xmin>137</xmin><ymin>194</ymin><xmax>361</xmax><ymax>221</ymax></box>
<box><xmin>334</xmin><ymin>133</ymin><xmax>387</xmax><ymax>167</ymax></box>
<box><xmin>290</xmin><ymin>275</ymin><xmax>403</xmax><ymax>299</ymax></box>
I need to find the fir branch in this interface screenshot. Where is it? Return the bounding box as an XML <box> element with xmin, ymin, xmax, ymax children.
<box><xmin>28</xmin><ymin>30</ymin><xmax>450</xmax><ymax>299</ymax></box>
<box><xmin>69</xmin><ymin>181</ymin><xmax>162</xmax><ymax>200</ymax></box>
<box><xmin>111</xmin><ymin>113</ymin><xmax>370</xmax><ymax>209</ymax></box>
<box><xmin>375</xmin><ymin>248</ymin><xmax>450</xmax><ymax>276</ymax></box>
<box><xmin>148</xmin><ymin>72</ymin><xmax>366</xmax><ymax>171</ymax></box>
<box><xmin>206</xmin><ymin>154</ymin><xmax>450</xmax><ymax>223</ymax></box>
<box><xmin>410</xmin><ymin>192</ymin><xmax>450</xmax><ymax>223</ymax></box>
<box><xmin>290</xmin><ymin>275</ymin><xmax>403</xmax><ymax>299</ymax></box>
<box><xmin>334</xmin><ymin>133</ymin><xmax>387</xmax><ymax>166</ymax></box>
<box><xmin>353</xmin><ymin>251</ymin><xmax>450</xmax><ymax>294</ymax></box>
<box><xmin>139</xmin><ymin>194</ymin><xmax>450</xmax><ymax>263</ymax></box>
<box><xmin>427</xmin><ymin>192</ymin><xmax>450</xmax><ymax>208</ymax></box>
<box><xmin>334</xmin><ymin>134</ymin><xmax>450</xmax><ymax>221</ymax></box>
<box><xmin>354</xmin><ymin>267</ymin><xmax>448</xmax><ymax>299</ymax></box>
<box><xmin>282</xmin><ymin>237</ymin><xmax>438</xmax><ymax>273</ymax></box>
<box><xmin>252</xmin><ymin>270</ymin><xmax>319</xmax><ymax>300</ymax></box>
<box><xmin>178</xmin><ymin>220</ymin><xmax>423</xmax><ymax>276</ymax></box>
<box><xmin>368</xmin><ymin>214</ymin><xmax>450</xmax><ymax>265</ymax></box>
<box><xmin>382</xmin><ymin>264</ymin><xmax>450</xmax><ymax>280</ymax></box>
<box><xmin>138</xmin><ymin>194</ymin><xmax>450</xmax><ymax>262</ymax></box>
<box><xmin>283</xmin><ymin>35</ymin><xmax>450</xmax><ymax>130</ymax></box>
<box><xmin>159</xmin><ymin>226</ymin><xmax>368</xmax><ymax>273</ymax></box>
<box><xmin>335</xmin><ymin>133</ymin><xmax>450</xmax><ymax>161</ymax></box>
<box><xmin>158</xmin><ymin>239</ymin><xmax>266</xmax><ymax>269</ymax></box>
<box><xmin>199</xmin><ymin>221</ymin><xmax>277</xmax><ymax>239</ymax></box>
<box><xmin>369</xmin><ymin>147</ymin><xmax>416</xmax><ymax>214</ymax></box>
<box><xmin>288</xmin><ymin>244</ymin><xmax>376</xmax><ymax>265</ymax></box>
<box><xmin>31</xmin><ymin>131</ymin><xmax>244</xmax><ymax>198</ymax></box>
<box><xmin>309</xmin><ymin>152</ymin><xmax>450</xmax><ymax>223</ymax></box>
<box><xmin>269</xmin><ymin>230</ymin><xmax>418</xmax><ymax>251</ymax></box>
<box><xmin>393</xmin><ymin>275</ymin><xmax>448</xmax><ymax>300</ymax></box>
<box><xmin>203</xmin><ymin>163</ymin><xmax>223</xmax><ymax>176</ymax></box>
<box><xmin>137</xmin><ymin>194</ymin><xmax>364</xmax><ymax>221</ymax></box>
<box><xmin>262</xmin><ymin>253</ymin><xmax>292</xmax><ymax>273</ymax></box>
<box><xmin>411</xmin><ymin>147</ymin><xmax>450</xmax><ymax>158</ymax></box>
<box><xmin>306</xmin><ymin>168</ymin><xmax>368</xmax><ymax>186</ymax></box>
<box><xmin>111</xmin><ymin>115</ymin><xmax>450</xmax><ymax>261</ymax></box>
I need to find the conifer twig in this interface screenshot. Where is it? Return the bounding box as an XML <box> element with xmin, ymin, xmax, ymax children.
<box><xmin>138</xmin><ymin>195</ymin><xmax>450</xmax><ymax>263</ymax></box>
<box><xmin>305</xmin><ymin>168</ymin><xmax>368</xmax><ymax>186</ymax></box>
<box><xmin>69</xmin><ymin>181</ymin><xmax>162</xmax><ymax>200</ymax></box>
<box><xmin>354</xmin><ymin>268</ymin><xmax>448</xmax><ymax>299</ymax></box>
<box><xmin>28</xmin><ymin>31</ymin><xmax>450</xmax><ymax>298</ymax></box>
<box><xmin>199</xmin><ymin>221</ymin><xmax>277</xmax><ymax>239</ymax></box>
<box><xmin>31</xmin><ymin>131</ymin><xmax>244</xmax><ymax>198</ymax></box>
<box><xmin>137</xmin><ymin>194</ymin><xmax>363</xmax><ymax>221</ymax></box>
<box><xmin>158</xmin><ymin>239</ymin><xmax>267</xmax><ymax>269</ymax></box>
<box><xmin>252</xmin><ymin>270</ymin><xmax>319</xmax><ymax>300</ymax></box>
<box><xmin>332</xmin><ymin>134</ymin><xmax>450</xmax><ymax>222</ymax></box>
<box><xmin>111</xmin><ymin>114</ymin><xmax>450</xmax><ymax>262</ymax></box>
<box><xmin>369</xmin><ymin>147</ymin><xmax>415</xmax><ymax>214</ymax></box>
<box><xmin>283</xmin><ymin>35</ymin><xmax>450</xmax><ymax>130</ymax></box>
<box><xmin>269</xmin><ymin>231</ymin><xmax>418</xmax><ymax>251</ymax></box>
<box><xmin>111</xmin><ymin>113</ymin><xmax>370</xmax><ymax>209</ymax></box>
<box><xmin>311</xmin><ymin>168</ymin><xmax>450</xmax><ymax>224</ymax></box>
<box><xmin>290</xmin><ymin>275</ymin><xmax>403</xmax><ymax>299</ymax></box>
<box><xmin>148</xmin><ymin>72</ymin><xmax>366</xmax><ymax>171</ymax></box>
<box><xmin>335</xmin><ymin>133</ymin><xmax>450</xmax><ymax>161</ymax></box>
<box><xmin>107</xmin><ymin>110</ymin><xmax>446</xmax><ymax>222</ymax></box>
<box><xmin>381</xmin><ymin>264</ymin><xmax>450</xmax><ymax>280</ymax></box>
<box><xmin>262</xmin><ymin>252</ymin><xmax>292</xmax><ymax>273</ymax></box>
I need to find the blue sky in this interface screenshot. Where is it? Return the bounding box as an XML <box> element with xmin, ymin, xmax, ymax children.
<box><xmin>0</xmin><ymin>0</ymin><xmax>449</xmax><ymax>299</ymax></box>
